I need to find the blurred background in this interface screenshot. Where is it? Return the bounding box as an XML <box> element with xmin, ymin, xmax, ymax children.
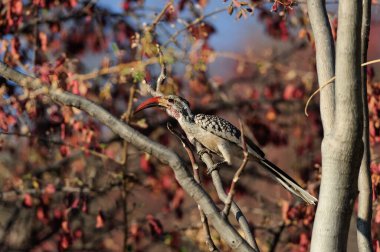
<box><xmin>0</xmin><ymin>0</ymin><xmax>379</xmax><ymax>251</ymax></box>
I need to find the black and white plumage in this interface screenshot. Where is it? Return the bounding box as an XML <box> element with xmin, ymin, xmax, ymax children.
<box><xmin>135</xmin><ymin>95</ymin><xmax>318</xmax><ymax>205</ymax></box>
<box><xmin>194</xmin><ymin>114</ymin><xmax>265</xmax><ymax>159</ymax></box>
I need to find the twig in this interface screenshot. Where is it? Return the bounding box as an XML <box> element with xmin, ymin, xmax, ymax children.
<box><xmin>361</xmin><ymin>58</ymin><xmax>380</xmax><ymax>66</ymax></box>
<box><xmin>167</xmin><ymin>122</ymin><xmax>218</xmax><ymax>252</ymax></box>
<box><xmin>304</xmin><ymin>58</ymin><xmax>380</xmax><ymax>116</ymax></box>
<box><xmin>304</xmin><ymin>76</ymin><xmax>336</xmax><ymax>116</ymax></box>
<box><xmin>147</xmin><ymin>1</ymin><xmax>173</xmax><ymax>33</ymax></box>
<box><xmin>140</xmin><ymin>79</ymin><xmax>164</xmax><ymax>97</ymax></box>
<box><xmin>155</xmin><ymin>44</ymin><xmax>167</xmax><ymax>92</ymax></box>
<box><xmin>0</xmin><ymin>206</ymin><xmax>21</xmax><ymax>251</ymax></box>
<box><xmin>119</xmin><ymin>84</ymin><xmax>136</xmax><ymax>252</ymax></box>
<box><xmin>269</xmin><ymin>222</ymin><xmax>285</xmax><ymax>252</ymax></box>
<box><xmin>222</xmin><ymin>120</ymin><xmax>249</xmax><ymax>217</ymax></box>
<box><xmin>74</xmin><ymin>57</ymin><xmax>158</xmax><ymax>81</ymax></box>
<box><xmin>163</xmin><ymin>7</ymin><xmax>227</xmax><ymax>48</ymax></box>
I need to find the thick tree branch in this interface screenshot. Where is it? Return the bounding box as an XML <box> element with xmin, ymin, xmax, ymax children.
<box><xmin>0</xmin><ymin>61</ymin><xmax>255</xmax><ymax>252</ymax></box>
<box><xmin>307</xmin><ymin>0</ymin><xmax>335</xmax><ymax>133</ymax></box>
<box><xmin>357</xmin><ymin>0</ymin><xmax>373</xmax><ymax>251</ymax></box>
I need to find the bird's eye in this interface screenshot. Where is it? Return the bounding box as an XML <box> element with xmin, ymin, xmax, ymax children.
<box><xmin>168</xmin><ymin>98</ymin><xmax>174</xmax><ymax>103</ymax></box>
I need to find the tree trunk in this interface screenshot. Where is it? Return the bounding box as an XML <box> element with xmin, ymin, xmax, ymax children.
<box><xmin>310</xmin><ymin>1</ymin><xmax>364</xmax><ymax>251</ymax></box>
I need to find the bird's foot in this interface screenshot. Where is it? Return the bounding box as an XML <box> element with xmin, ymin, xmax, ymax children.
<box><xmin>198</xmin><ymin>149</ymin><xmax>212</xmax><ymax>157</ymax></box>
<box><xmin>207</xmin><ymin>161</ymin><xmax>227</xmax><ymax>174</ymax></box>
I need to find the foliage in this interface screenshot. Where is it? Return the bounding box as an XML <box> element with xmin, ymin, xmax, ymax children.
<box><xmin>0</xmin><ymin>0</ymin><xmax>378</xmax><ymax>251</ymax></box>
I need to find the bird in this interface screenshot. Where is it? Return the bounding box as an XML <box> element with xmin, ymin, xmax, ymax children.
<box><xmin>134</xmin><ymin>95</ymin><xmax>318</xmax><ymax>205</ymax></box>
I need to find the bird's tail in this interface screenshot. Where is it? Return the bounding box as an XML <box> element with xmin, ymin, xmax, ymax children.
<box><xmin>259</xmin><ymin>158</ymin><xmax>318</xmax><ymax>205</ymax></box>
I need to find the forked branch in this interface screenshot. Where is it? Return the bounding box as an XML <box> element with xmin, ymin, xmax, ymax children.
<box><xmin>167</xmin><ymin>122</ymin><xmax>218</xmax><ymax>252</ymax></box>
<box><xmin>223</xmin><ymin>120</ymin><xmax>249</xmax><ymax>217</ymax></box>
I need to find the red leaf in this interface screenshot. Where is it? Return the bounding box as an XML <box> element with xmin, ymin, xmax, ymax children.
<box><xmin>59</xmin><ymin>234</ymin><xmax>71</xmax><ymax>250</ymax></box>
<box><xmin>140</xmin><ymin>154</ymin><xmax>153</xmax><ymax>174</ymax></box>
<box><xmin>60</xmin><ymin>146</ymin><xmax>69</xmax><ymax>157</ymax></box>
<box><xmin>73</xmin><ymin>229</ymin><xmax>83</xmax><ymax>239</ymax></box>
<box><xmin>13</xmin><ymin>0</ymin><xmax>23</xmax><ymax>15</ymax></box>
<box><xmin>146</xmin><ymin>214</ymin><xmax>163</xmax><ymax>236</ymax></box>
<box><xmin>45</xmin><ymin>183</ymin><xmax>56</xmax><ymax>194</ymax></box>
<box><xmin>299</xmin><ymin>232</ymin><xmax>310</xmax><ymax>252</ymax></box>
<box><xmin>375</xmin><ymin>205</ymin><xmax>380</xmax><ymax>224</ymax></box>
<box><xmin>82</xmin><ymin>199</ymin><xmax>88</xmax><ymax>213</ymax></box>
<box><xmin>283</xmin><ymin>85</ymin><xmax>296</xmax><ymax>100</ymax></box>
<box><xmin>281</xmin><ymin>201</ymin><xmax>290</xmax><ymax>223</ymax></box>
<box><xmin>61</xmin><ymin>220</ymin><xmax>70</xmax><ymax>233</ymax></box>
<box><xmin>60</xmin><ymin>123</ymin><xmax>65</xmax><ymax>140</ymax></box>
<box><xmin>69</xmin><ymin>0</ymin><xmax>77</xmax><ymax>8</ymax></box>
<box><xmin>6</xmin><ymin>115</ymin><xmax>17</xmax><ymax>127</ymax></box>
<box><xmin>271</xmin><ymin>2</ymin><xmax>278</xmax><ymax>12</ymax></box>
<box><xmin>96</xmin><ymin>210</ymin><xmax>105</xmax><ymax>228</ymax></box>
<box><xmin>54</xmin><ymin>209</ymin><xmax>63</xmax><ymax>219</ymax></box>
<box><xmin>170</xmin><ymin>188</ymin><xmax>184</xmax><ymax>211</ymax></box>
<box><xmin>37</xmin><ymin>207</ymin><xmax>48</xmax><ymax>222</ymax></box>
<box><xmin>23</xmin><ymin>194</ymin><xmax>33</xmax><ymax>207</ymax></box>
<box><xmin>71</xmin><ymin>80</ymin><xmax>79</xmax><ymax>94</ymax></box>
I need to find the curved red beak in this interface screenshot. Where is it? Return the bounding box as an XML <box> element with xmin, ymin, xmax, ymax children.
<box><xmin>134</xmin><ymin>97</ymin><xmax>169</xmax><ymax>114</ymax></box>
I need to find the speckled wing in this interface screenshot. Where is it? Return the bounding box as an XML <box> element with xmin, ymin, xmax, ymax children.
<box><xmin>194</xmin><ymin>114</ymin><xmax>265</xmax><ymax>158</ymax></box>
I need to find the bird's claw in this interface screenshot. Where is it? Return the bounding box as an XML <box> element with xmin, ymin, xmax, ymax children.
<box><xmin>198</xmin><ymin>149</ymin><xmax>212</xmax><ymax>157</ymax></box>
<box><xmin>207</xmin><ymin>161</ymin><xmax>227</xmax><ymax>174</ymax></box>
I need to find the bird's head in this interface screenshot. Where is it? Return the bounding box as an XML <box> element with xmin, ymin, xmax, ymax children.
<box><xmin>134</xmin><ymin>95</ymin><xmax>193</xmax><ymax>121</ymax></box>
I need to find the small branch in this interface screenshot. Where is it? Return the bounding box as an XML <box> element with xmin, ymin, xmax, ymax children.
<box><xmin>147</xmin><ymin>1</ymin><xmax>173</xmax><ymax>33</ymax></box>
<box><xmin>0</xmin><ymin>206</ymin><xmax>21</xmax><ymax>250</ymax></box>
<box><xmin>155</xmin><ymin>44</ymin><xmax>167</xmax><ymax>92</ymax></box>
<box><xmin>119</xmin><ymin>84</ymin><xmax>137</xmax><ymax>252</ymax></box>
<box><xmin>140</xmin><ymin>79</ymin><xmax>163</xmax><ymax>97</ymax></box>
<box><xmin>222</xmin><ymin>120</ymin><xmax>249</xmax><ymax>217</ymax></box>
<box><xmin>304</xmin><ymin>58</ymin><xmax>380</xmax><ymax>116</ymax></box>
<box><xmin>304</xmin><ymin>76</ymin><xmax>336</xmax><ymax>116</ymax></box>
<box><xmin>269</xmin><ymin>222</ymin><xmax>286</xmax><ymax>252</ymax></box>
<box><xmin>306</xmin><ymin>0</ymin><xmax>335</xmax><ymax>133</ymax></box>
<box><xmin>163</xmin><ymin>7</ymin><xmax>227</xmax><ymax>48</ymax></box>
<box><xmin>167</xmin><ymin>123</ymin><xmax>218</xmax><ymax>252</ymax></box>
<box><xmin>74</xmin><ymin>57</ymin><xmax>158</xmax><ymax>81</ymax></box>
<box><xmin>361</xmin><ymin>58</ymin><xmax>380</xmax><ymax>66</ymax></box>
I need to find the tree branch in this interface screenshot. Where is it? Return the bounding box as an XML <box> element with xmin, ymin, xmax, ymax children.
<box><xmin>167</xmin><ymin>122</ymin><xmax>218</xmax><ymax>252</ymax></box>
<box><xmin>357</xmin><ymin>0</ymin><xmax>373</xmax><ymax>251</ymax></box>
<box><xmin>222</xmin><ymin>121</ymin><xmax>249</xmax><ymax>217</ymax></box>
<box><xmin>306</xmin><ymin>0</ymin><xmax>336</xmax><ymax>134</ymax></box>
<box><xmin>196</xmin><ymin>142</ymin><xmax>259</xmax><ymax>251</ymax></box>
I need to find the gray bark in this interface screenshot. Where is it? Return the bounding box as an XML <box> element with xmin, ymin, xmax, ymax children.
<box><xmin>0</xmin><ymin>61</ymin><xmax>256</xmax><ymax>252</ymax></box>
<box><xmin>357</xmin><ymin>0</ymin><xmax>373</xmax><ymax>251</ymax></box>
<box><xmin>195</xmin><ymin>142</ymin><xmax>258</xmax><ymax>250</ymax></box>
<box><xmin>310</xmin><ymin>1</ymin><xmax>364</xmax><ymax>251</ymax></box>
<box><xmin>307</xmin><ymin>0</ymin><xmax>335</xmax><ymax>133</ymax></box>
